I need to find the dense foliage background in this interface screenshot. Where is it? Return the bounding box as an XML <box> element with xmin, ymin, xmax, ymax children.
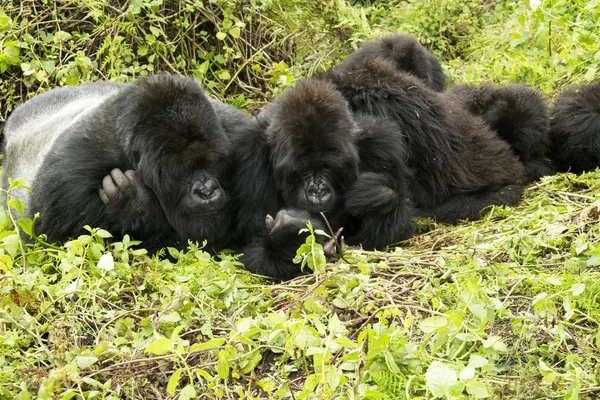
<box><xmin>1</xmin><ymin>0</ymin><xmax>600</xmax><ymax>399</ymax></box>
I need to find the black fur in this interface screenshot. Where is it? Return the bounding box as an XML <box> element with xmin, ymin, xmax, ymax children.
<box><xmin>548</xmin><ymin>82</ymin><xmax>600</xmax><ymax>173</ymax></box>
<box><xmin>322</xmin><ymin>58</ymin><xmax>526</xmax><ymax>222</ymax></box>
<box><xmin>2</xmin><ymin>74</ymin><xmax>239</xmax><ymax>252</ymax></box>
<box><xmin>229</xmin><ymin>79</ymin><xmax>414</xmax><ymax>280</ymax></box>
<box><xmin>447</xmin><ymin>83</ymin><xmax>554</xmax><ymax>181</ymax></box>
<box><xmin>334</xmin><ymin>33</ymin><xmax>446</xmax><ymax>92</ymax></box>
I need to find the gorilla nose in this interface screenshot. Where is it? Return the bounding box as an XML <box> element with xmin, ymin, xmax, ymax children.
<box><xmin>191</xmin><ymin>177</ymin><xmax>223</xmax><ymax>205</ymax></box>
<box><xmin>306</xmin><ymin>179</ymin><xmax>333</xmax><ymax>208</ymax></box>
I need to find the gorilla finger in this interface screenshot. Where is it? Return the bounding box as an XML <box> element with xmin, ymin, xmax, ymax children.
<box><xmin>323</xmin><ymin>227</ymin><xmax>343</xmax><ymax>256</ymax></box>
<box><xmin>102</xmin><ymin>174</ymin><xmax>120</xmax><ymax>202</ymax></box>
<box><xmin>323</xmin><ymin>239</ymin><xmax>336</xmax><ymax>256</ymax></box>
<box><xmin>124</xmin><ymin>169</ymin><xmax>136</xmax><ymax>183</ymax></box>
<box><xmin>110</xmin><ymin>168</ymin><xmax>131</xmax><ymax>189</ymax></box>
<box><xmin>265</xmin><ymin>214</ymin><xmax>275</xmax><ymax>232</ymax></box>
<box><xmin>99</xmin><ymin>188</ymin><xmax>111</xmax><ymax>205</ymax></box>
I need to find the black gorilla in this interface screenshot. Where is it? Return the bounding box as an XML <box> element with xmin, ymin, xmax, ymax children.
<box><xmin>548</xmin><ymin>82</ymin><xmax>600</xmax><ymax>173</ymax></box>
<box><xmin>334</xmin><ymin>33</ymin><xmax>446</xmax><ymax>92</ymax></box>
<box><xmin>2</xmin><ymin>74</ymin><xmax>239</xmax><ymax>252</ymax></box>
<box><xmin>322</xmin><ymin>58</ymin><xmax>526</xmax><ymax>222</ymax></box>
<box><xmin>447</xmin><ymin>83</ymin><xmax>554</xmax><ymax>181</ymax></box>
<box><xmin>230</xmin><ymin>79</ymin><xmax>414</xmax><ymax>281</ymax></box>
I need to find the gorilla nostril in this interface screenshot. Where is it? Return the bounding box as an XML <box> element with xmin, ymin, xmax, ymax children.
<box><xmin>306</xmin><ymin>184</ymin><xmax>332</xmax><ymax>206</ymax></box>
<box><xmin>191</xmin><ymin>178</ymin><xmax>222</xmax><ymax>203</ymax></box>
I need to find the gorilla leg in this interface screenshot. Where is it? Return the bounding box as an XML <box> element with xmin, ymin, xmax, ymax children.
<box><xmin>447</xmin><ymin>83</ymin><xmax>554</xmax><ymax>181</ymax></box>
<box><xmin>416</xmin><ymin>184</ymin><xmax>524</xmax><ymax>222</ymax></box>
<box><xmin>343</xmin><ymin>115</ymin><xmax>415</xmax><ymax>249</ymax></box>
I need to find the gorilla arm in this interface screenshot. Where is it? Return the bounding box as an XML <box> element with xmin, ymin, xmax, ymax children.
<box><xmin>343</xmin><ymin>115</ymin><xmax>415</xmax><ymax>249</ymax></box>
<box><xmin>31</xmin><ymin>111</ymin><xmax>174</xmax><ymax>250</ymax></box>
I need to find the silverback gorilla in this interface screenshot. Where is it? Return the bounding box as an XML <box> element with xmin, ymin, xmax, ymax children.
<box><xmin>549</xmin><ymin>82</ymin><xmax>600</xmax><ymax>173</ymax></box>
<box><xmin>2</xmin><ymin>74</ymin><xmax>238</xmax><ymax>252</ymax></box>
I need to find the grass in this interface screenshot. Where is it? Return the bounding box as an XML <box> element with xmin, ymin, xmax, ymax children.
<box><xmin>1</xmin><ymin>171</ymin><xmax>600</xmax><ymax>399</ymax></box>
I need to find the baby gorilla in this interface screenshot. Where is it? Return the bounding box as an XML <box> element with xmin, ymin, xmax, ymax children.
<box><xmin>548</xmin><ymin>82</ymin><xmax>600</xmax><ymax>173</ymax></box>
<box><xmin>2</xmin><ymin>74</ymin><xmax>233</xmax><ymax>252</ymax></box>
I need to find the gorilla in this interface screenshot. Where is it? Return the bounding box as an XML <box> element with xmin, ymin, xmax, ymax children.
<box><xmin>321</xmin><ymin>58</ymin><xmax>526</xmax><ymax>222</ymax></box>
<box><xmin>548</xmin><ymin>82</ymin><xmax>600</xmax><ymax>173</ymax></box>
<box><xmin>447</xmin><ymin>83</ymin><xmax>554</xmax><ymax>181</ymax></box>
<box><xmin>2</xmin><ymin>74</ymin><xmax>240</xmax><ymax>253</ymax></box>
<box><xmin>229</xmin><ymin>79</ymin><xmax>415</xmax><ymax>281</ymax></box>
<box><xmin>333</xmin><ymin>33</ymin><xmax>446</xmax><ymax>92</ymax></box>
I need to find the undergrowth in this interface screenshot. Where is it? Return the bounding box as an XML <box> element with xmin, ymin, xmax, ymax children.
<box><xmin>2</xmin><ymin>169</ymin><xmax>600</xmax><ymax>399</ymax></box>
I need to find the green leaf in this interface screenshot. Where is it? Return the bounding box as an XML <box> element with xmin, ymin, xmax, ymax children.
<box><xmin>335</xmin><ymin>337</ymin><xmax>359</xmax><ymax>349</ymax></box>
<box><xmin>545</xmin><ymin>277</ymin><xmax>562</xmax><ymax>286</ymax></box>
<box><xmin>96</xmin><ymin>229</ymin><xmax>113</xmax><ymax>238</ymax></box>
<box><xmin>54</xmin><ymin>31</ymin><xmax>72</xmax><ymax>42</ymax></box>
<box><xmin>570</xmin><ymin>283</ymin><xmax>585</xmax><ymax>296</ymax></box>
<box><xmin>419</xmin><ymin>316</ymin><xmax>447</xmax><ymax>333</ymax></box>
<box><xmin>17</xmin><ymin>218</ymin><xmax>34</xmax><ymax>237</ymax></box>
<box><xmin>216</xmin><ymin>31</ymin><xmax>227</xmax><ymax>40</ymax></box>
<box><xmin>217</xmin><ymin>70</ymin><xmax>231</xmax><ymax>80</ymax></box>
<box><xmin>179</xmin><ymin>385</ymin><xmax>196</xmax><ymax>400</ymax></box>
<box><xmin>468</xmin><ymin>354</ymin><xmax>489</xmax><ymax>368</ymax></box>
<box><xmin>75</xmin><ymin>356</ymin><xmax>98</xmax><ymax>369</ymax></box>
<box><xmin>426</xmin><ymin>361</ymin><xmax>458</xmax><ymax>398</ymax></box>
<box><xmin>8</xmin><ymin>197</ymin><xmax>24</xmax><ymax>216</ymax></box>
<box><xmin>217</xmin><ymin>351</ymin><xmax>230</xmax><ymax>379</ymax></box>
<box><xmin>229</xmin><ymin>26</ymin><xmax>241</xmax><ymax>38</ymax></box>
<box><xmin>465</xmin><ymin>379</ymin><xmax>490</xmax><ymax>398</ymax></box>
<box><xmin>145</xmin><ymin>338</ymin><xmax>172</xmax><ymax>355</ymax></box>
<box><xmin>97</xmin><ymin>253</ymin><xmax>114</xmax><ymax>271</ymax></box>
<box><xmin>167</xmin><ymin>369</ymin><xmax>182</xmax><ymax>396</ymax></box>
<box><xmin>189</xmin><ymin>338</ymin><xmax>226</xmax><ymax>352</ymax></box>
<box><xmin>161</xmin><ymin>311</ymin><xmax>181</xmax><ymax>323</ymax></box>
<box><xmin>149</xmin><ymin>26</ymin><xmax>163</xmax><ymax>38</ymax></box>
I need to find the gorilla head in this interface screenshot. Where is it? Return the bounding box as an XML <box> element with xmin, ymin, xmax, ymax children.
<box><xmin>264</xmin><ymin>80</ymin><xmax>360</xmax><ymax>215</ymax></box>
<box><xmin>113</xmin><ymin>75</ymin><xmax>232</xmax><ymax>240</ymax></box>
<box><xmin>333</xmin><ymin>33</ymin><xmax>446</xmax><ymax>92</ymax></box>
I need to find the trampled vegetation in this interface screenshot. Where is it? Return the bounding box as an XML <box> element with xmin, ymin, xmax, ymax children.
<box><xmin>1</xmin><ymin>0</ymin><xmax>600</xmax><ymax>399</ymax></box>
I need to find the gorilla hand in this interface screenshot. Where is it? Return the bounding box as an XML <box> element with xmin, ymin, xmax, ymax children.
<box><xmin>99</xmin><ymin>168</ymin><xmax>172</xmax><ymax>249</ymax></box>
<box><xmin>241</xmin><ymin>209</ymin><xmax>331</xmax><ymax>281</ymax></box>
<box><xmin>99</xmin><ymin>168</ymin><xmax>136</xmax><ymax>205</ymax></box>
<box><xmin>344</xmin><ymin>172</ymin><xmax>414</xmax><ymax>249</ymax></box>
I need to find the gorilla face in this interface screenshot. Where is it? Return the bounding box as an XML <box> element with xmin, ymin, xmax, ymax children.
<box><xmin>264</xmin><ymin>80</ymin><xmax>360</xmax><ymax>214</ymax></box>
<box><xmin>117</xmin><ymin>74</ymin><xmax>233</xmax><ymax>240</ymax></box>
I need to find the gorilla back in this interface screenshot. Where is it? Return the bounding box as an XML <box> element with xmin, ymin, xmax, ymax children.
<box><xmin>2</xmin><ymin>74</ymin><xmax>234</xmax><ymax>252</ymax></box>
